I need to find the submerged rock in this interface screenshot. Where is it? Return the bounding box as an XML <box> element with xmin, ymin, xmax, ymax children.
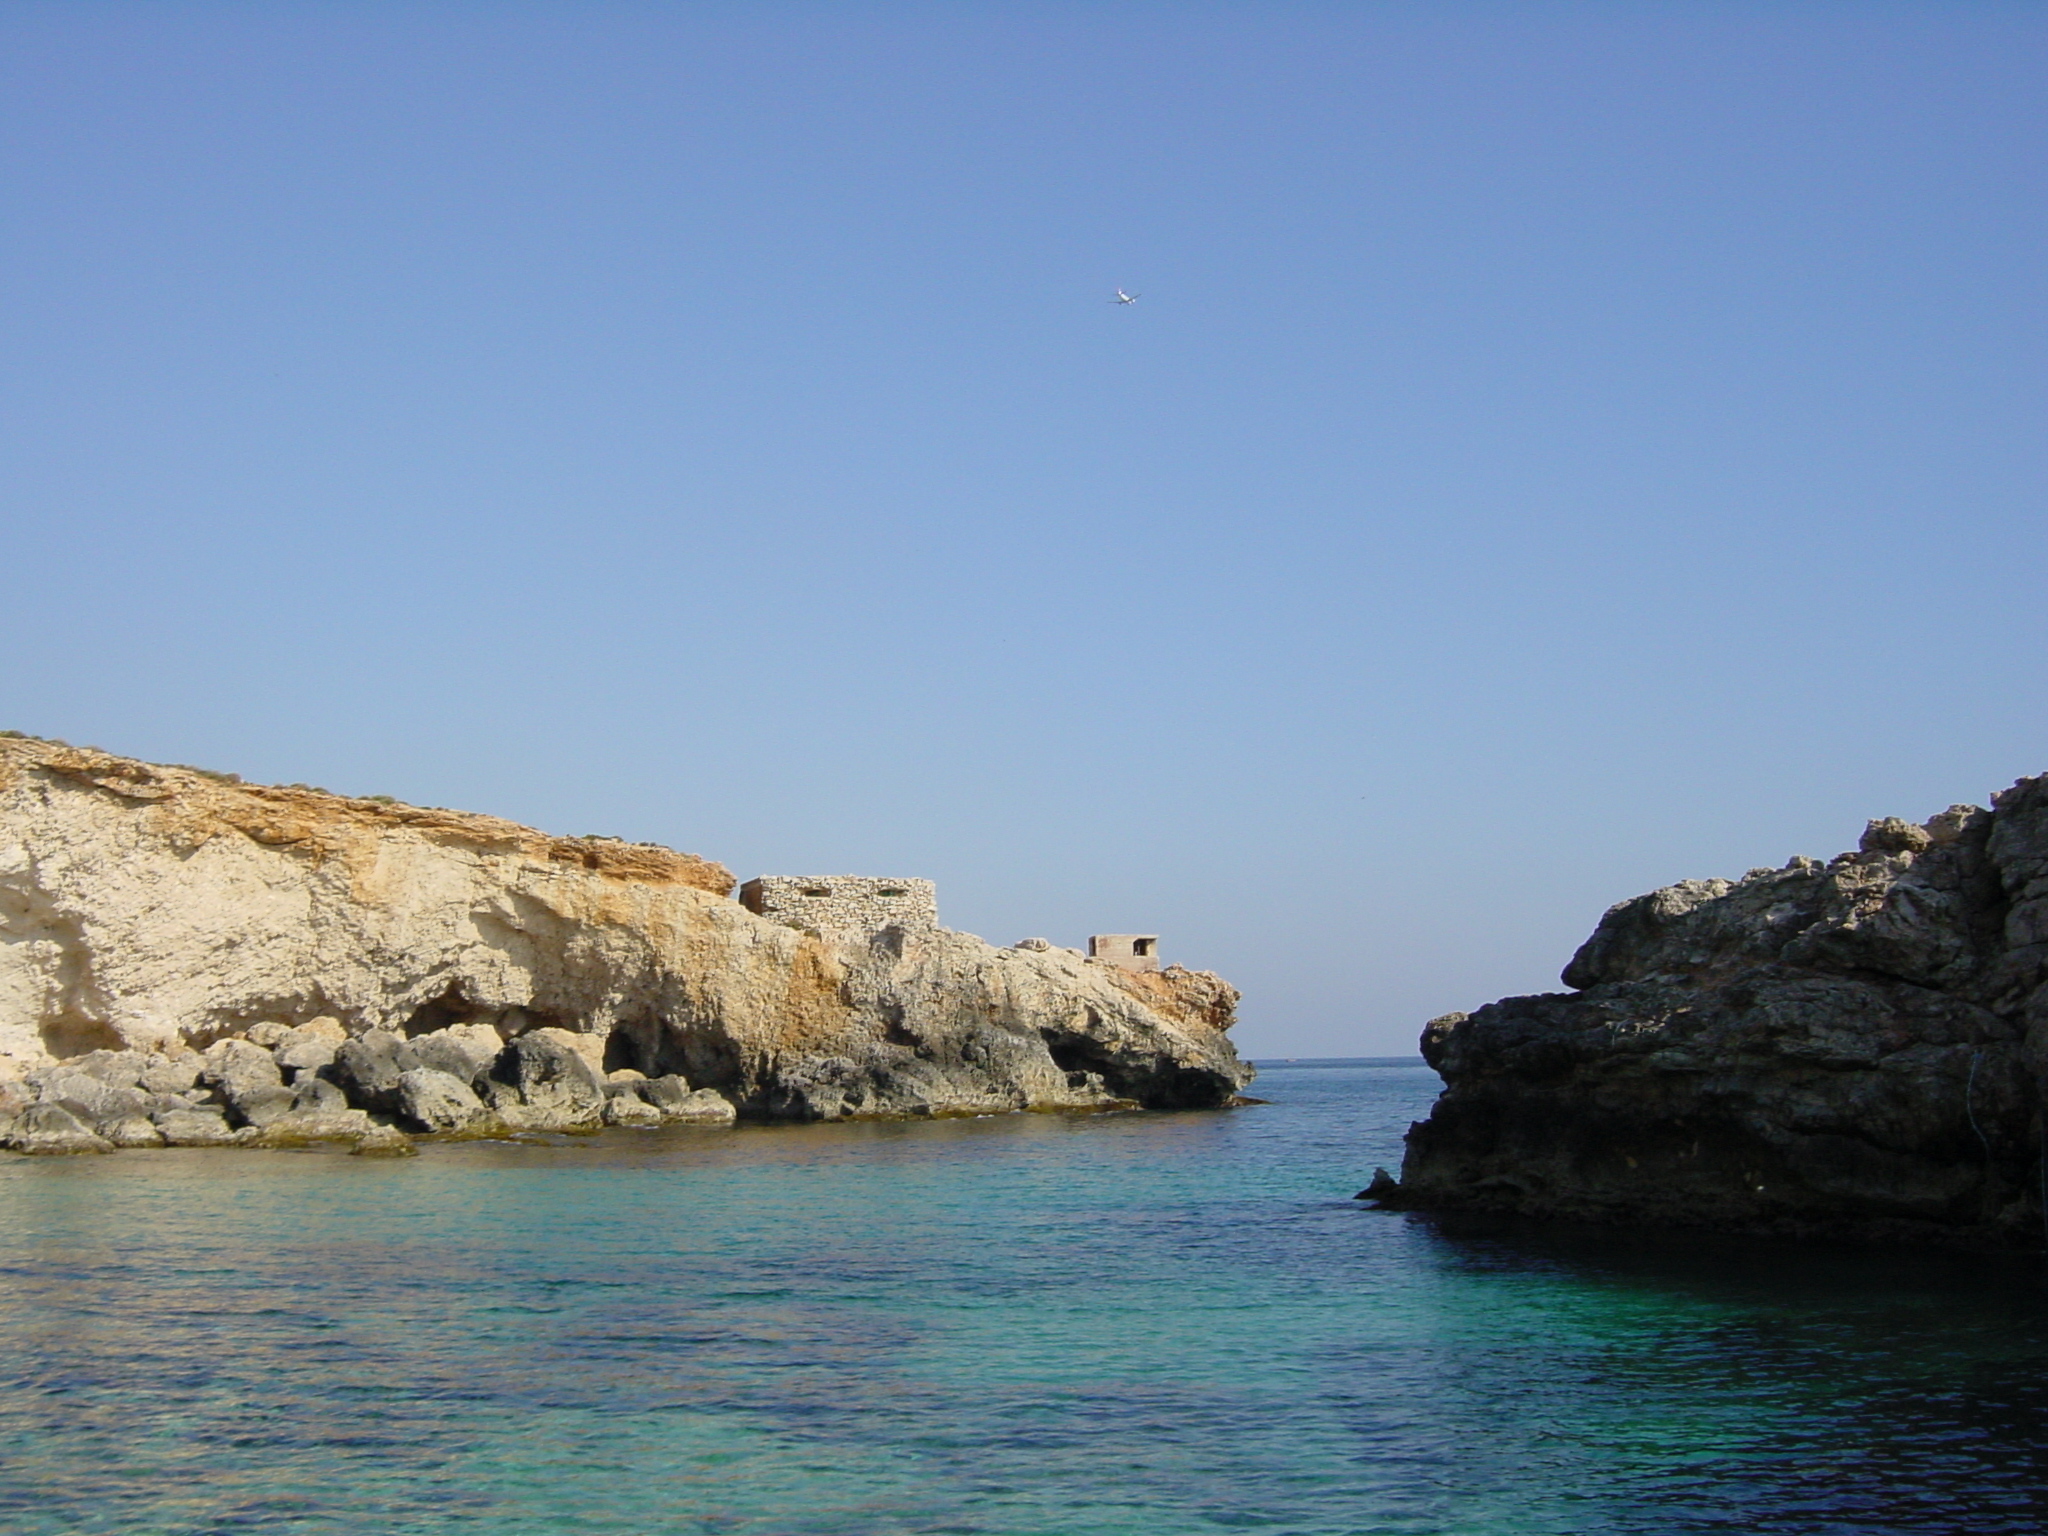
<box><xmin>351</xmin><ymin>1124</ymin><xmax>417</xmax><ymax>1157</ymax></box>
<box><xmin>1384</xmin><ymin>779</ymin><xmax>2048</xmax><ymax>1249</ymax></box>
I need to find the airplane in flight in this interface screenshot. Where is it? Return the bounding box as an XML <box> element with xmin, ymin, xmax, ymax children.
<box><xmin>1111</xmin><ymin>288</ymin><xmax>1139</xmax><ymax>304</ymax></box>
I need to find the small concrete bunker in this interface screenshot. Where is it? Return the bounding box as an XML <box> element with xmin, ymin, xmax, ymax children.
<box><xmin>739</xmin><ymin>876</ymin><xmax>938</xmax><ymax>940</ymax></box>
<box><xmin>1088</xmin><ymin>934</ymin><xmax>1161</xmax><ymax>974</ymax></box>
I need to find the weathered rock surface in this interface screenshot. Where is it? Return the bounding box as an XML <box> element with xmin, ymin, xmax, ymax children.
<box><xmin>406</xmin><ymin>1023</ymin><xmax>502</xmax><ymax>1085</ymax></box>
<box><xmin>6</xmin><ymin>1101</ymin><xmax>112</xmax><ymax>1154</ymax></box>
<box><xmin>0</xmin><ymin>736</ymin><xmax>1249</xmax><ymax>1152</ymax></box>
<box><xmin>153</xmin><ymin>1107</ymin><xmax>239</xmax><ymax>1146</ymax></box>
<box><xmin>252</xmin><ymin>1075</ymin><xmax>374</xmax><ymax>1144</ymax></box>
<box><xmin>665</xmin><ymin>1087</ymin><xmax>738</xmax><ymax>1124</ymax></box>
<box><xmin>480</xmin><ymin>1031</ymin><xmax>607</xmax><ymax>1130</ymax></box>
<box><xmin>1381</xmin><ymin>778</ymin><xmax>2048</xmax><ymax>1248</ymax></box>
<box><xmin>326</xmin><ymin>1031</ymin><xmax>417</xmax><ymax>1116</ymax></box>
<box><xmin>601</xmin><ymin>1092</ymin><xmax>663</xmax><ymax>1127</ymax></box>
<box><xmin>273</xmin><ymin>1017</ymin><xmax>347</xmax><ymax>1077</ymax></box>
<box><xmin>394</xmin><ymin>1068</ymin><xmax>492</xmax><ymax>1133</ymax></box>
<box><xmin>204</xmin><ymin>1038</ymin><xmax>294</xmax><ymax>1127</ymax></box>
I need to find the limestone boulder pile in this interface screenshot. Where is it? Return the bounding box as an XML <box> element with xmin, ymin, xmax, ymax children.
<box><xmin>0</xmin><ymin>1003</ymin><xmax>771</xmax><ymax>1153</ymax></box>
<box><xmin>1377</xmin><ymin>774</ymin><xmax>2048</xmax><ymax>1249</ymax></box>
<box><xmin>0</xmin><ymin>735</ymin><xmax>1249</xmax><ymax>1153</ymax></box>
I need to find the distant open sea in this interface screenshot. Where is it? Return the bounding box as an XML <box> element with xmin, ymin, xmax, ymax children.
<box><xmin>4</xmin><ymin>1059</ymin><xmax>2047</xmax><ymax>1534</ymax></box>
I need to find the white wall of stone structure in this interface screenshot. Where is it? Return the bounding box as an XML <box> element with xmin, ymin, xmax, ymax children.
<box><xmin>1088</xmin><ymin>934</ymin><xmax>1161</xmax><ymax>974</ymax></box>
<box><xmin>739</xmin><ymin>876</ymin><xmax>938</xmax><ymax>938</ymax></box>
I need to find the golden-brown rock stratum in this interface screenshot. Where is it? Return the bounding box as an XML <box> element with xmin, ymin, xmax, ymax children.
<box><xmin>0</xmin><ymin>735</ymin><xmax>1249</xmax><ymax>1152</ymax></box>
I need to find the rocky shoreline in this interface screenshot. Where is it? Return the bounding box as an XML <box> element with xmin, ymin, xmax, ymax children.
<box><xmin>0</xmin><ymin>736</ymin><xmax>1250</xmax><ymax>1156</ymax></box>
<box><xmin>1369</xmin><ymin>773</ymin><xmax>2048</xmax><ymax>1250</ymax></box>
<box><xmin>2</xmin><ymin>1021</ymin><xmax>742</xmax><ymax>1156</ymax></box>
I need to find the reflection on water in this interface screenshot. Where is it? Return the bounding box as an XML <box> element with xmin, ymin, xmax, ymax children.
<box><xmin>1</xmin><ymin>1063</ymin><xmax>2045</xmax><ymax>1534</ymax></box>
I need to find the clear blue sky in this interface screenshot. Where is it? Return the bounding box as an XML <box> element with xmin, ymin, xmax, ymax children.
<box><xmin>4</xmin><ymin>3</ymin><xmax>2042</xmax><ymax>1055</ymax></box>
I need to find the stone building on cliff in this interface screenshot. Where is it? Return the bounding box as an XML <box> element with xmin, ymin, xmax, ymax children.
<box><xmin>739</xmin><ymin>877</ymin><xmax>1167</xmax><ymax>976</ymax></box>
<box><xmin>738</xmin><ymin>876</ymin><xmax>938</xmax><ymax>940</ymax></box>
<box><xmin>1087</xmin><ymin>934</ymin><xmax>1162</xmax><ymax>974</ymax></box>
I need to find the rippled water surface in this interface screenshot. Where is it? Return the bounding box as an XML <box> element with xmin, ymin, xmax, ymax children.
<box><xmin>5</xmin><ymin>1061</ymin><xmax>2048</xmax><ymax>1534</ymax></box>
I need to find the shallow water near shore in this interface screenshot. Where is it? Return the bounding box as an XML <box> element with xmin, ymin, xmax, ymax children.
<box><xmin>3</xmin><ymin>1060</ymin><xmax>2047</xmax><ymax>1535</ymax></box>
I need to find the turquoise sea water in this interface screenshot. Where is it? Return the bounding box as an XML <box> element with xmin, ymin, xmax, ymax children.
<box><xmin>3</xmin><ymin>1059</ymin><xmax>2048</xmax><ymax>1535</ymax></box>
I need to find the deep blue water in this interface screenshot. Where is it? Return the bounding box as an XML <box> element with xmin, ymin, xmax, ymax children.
<box><xmin>4</xmin><ymin>1060</ymin><xmax>2048</xmax><ymax>1534</ymax></box>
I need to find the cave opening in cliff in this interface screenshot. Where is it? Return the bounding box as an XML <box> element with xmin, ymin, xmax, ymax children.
<box><xmin>401</xmin><ymin>987</ymin><xmax>472</xmax><ymax>1038</ymax></box>
<box><xmin>603</xmin><ymin>1026</ymin><xmax>648</xmax><ymax>1076</ymax></box>
<box><xmin>1045</xmin><ymin>1033</ymin><xmax>1123</xmax><ymax>1093</ymax></box>
<box><xmin>1042</xmin><ymin>1029</ymin><xmax>1228</xmax><ymax>1111</ymax></box>
<box><xmin>39</xmin><ymin>1012</ymin><xmax>125</xmax><ymax>1060</ymax></box>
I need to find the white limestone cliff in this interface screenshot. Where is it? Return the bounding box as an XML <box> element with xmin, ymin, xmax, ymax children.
<box><xmin>0</xmin><ymin>736</ymin><xmax>1248</xmax><ymax>1150</ymax></box>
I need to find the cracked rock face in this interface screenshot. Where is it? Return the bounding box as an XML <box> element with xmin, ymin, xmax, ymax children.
<box><xmin>0</xmin><ymin>736</ymin><xmax>1249</xmax><ymax>1152</ymax></box>
<box><xmin>1386</xmin><ymin>781</ymin><xmax>2048</xmax><ymax>1248</ymax></box>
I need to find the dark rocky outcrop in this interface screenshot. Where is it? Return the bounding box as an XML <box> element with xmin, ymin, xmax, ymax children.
<box><xmin>479</xmin><ymin>1032</ymin><xmax>608</xmax><ymax>1130</ymax></box>
<box><xmin>326</xmin><ymin>1031</ymin><xmax>417</xmax><ymax>1117</ymax></box>
<box><xmin>395</xmin><ymin>1068</ymin><xmax>491</xmax><ymax>1134</ymax></box>
<box><xmin>1377</xmin><ymin>778</ymin><xmax>2048</xmax><ymax>1249</ymax></box>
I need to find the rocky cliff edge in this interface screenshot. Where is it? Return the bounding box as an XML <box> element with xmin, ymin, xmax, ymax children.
<box><xmin>1377</xmin><ymin>774</ymin><xmax>2048</xmax><ymax>1248</ymax></box>
<box><xmin>0</xmin><ymin>736</ymin><xmax>1249</xmax><ymax>1153</ymax></box>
